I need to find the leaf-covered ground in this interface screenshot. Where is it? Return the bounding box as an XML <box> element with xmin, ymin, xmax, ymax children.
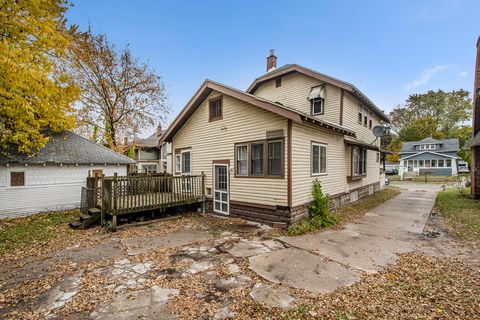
<box><xmin>0</xmin><ymin>189</ymin><xmax>479</xmax><ymax>320</ymax></box>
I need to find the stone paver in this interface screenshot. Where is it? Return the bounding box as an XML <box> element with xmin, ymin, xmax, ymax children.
<box><xmin>90</xmin><ymin>286</ymin><xmax>179</xmax><ymax>320</ymax></box>
<box><xmin>121</xmin><ymin>230</ymin><xmax>213</xmax><ymax>256</ymax></box>
<box><xmin>249</xmin><ymin>283</ymin><xmax>296</xmax><ymax>309</ymax></box>
<box><xmin>249</xmin><ymin>247</ymin><xmax>360</xmax><ymax>293</ymax></box>
<box><xmin>38</xmin><ymin>273</ymin><xmax>82</xmax><ymax>315</ymax></box>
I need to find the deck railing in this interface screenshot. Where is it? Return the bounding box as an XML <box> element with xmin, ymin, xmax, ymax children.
<box><xmin>86</xmin><ymin>173</ymin><xmax>206</xmax><ymax>229</ymax></box>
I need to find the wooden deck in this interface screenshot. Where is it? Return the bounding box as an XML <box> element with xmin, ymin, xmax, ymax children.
<box><xmin>86</xmin><ymin>173</ymin><xmax>206</xmax><ymax>230</ymax></box>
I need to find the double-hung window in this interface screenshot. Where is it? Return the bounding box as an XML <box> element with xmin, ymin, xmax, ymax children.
<box><xmin>181</xmin><ymin>150</ymin><xmax>191</xmax><ymax>175</ymax></box>
<box><xmin>251</xmin><ymin>143</ymin><xmax>264</xmax><ymax>176</ymax></box>
<box><xmin>235</xmin><ymin>138</ymin><xmax>284</xmax><ymax>178</ymax></box>
<box><xmin>268</xmin><ymin>140</ymin><xmax>282</xmax><ymax>176</ymax></box>
<box><xmin>236</xmin><ymin>145</ymin><xmax>248</xmax><ymax>176</ymax></box>
<box><xmin>352</xmin><ymin>146</ymin><xmax>367</xmax><ymax>176</ymax></box>
<box><xmin>175</xmin><ymin>154</ymin><xmax>181</xmax><ymax>173</ymax></box>
<box><xmin>312</xmin><ymin>143</ymin><xmax>327</xmax><ymax>175</ymax></box>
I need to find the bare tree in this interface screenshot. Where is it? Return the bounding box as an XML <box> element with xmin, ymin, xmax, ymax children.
<box><xmin>67</xmin><ymin>30</ymin><xmax>168</xmax><ymax>149</ymax></box>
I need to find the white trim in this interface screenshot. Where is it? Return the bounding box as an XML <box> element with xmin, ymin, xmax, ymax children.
<box><xmin>235</xmin><ymin>144</ymin><xmax>249</xmax><ymax>176</ymax></box>
<box><xmin>312</xmin><ymin>142</ymin><xmax>328</xmax><ymax>176</ymax></box>
<box><xmin>175</xmin><ymin>154</ymin><xmax>181</xmax><ymax>173</ymax></box>
<box><xmin>399</xmin><ymin>151</ymin><xmax>459</xmax><ymax>161</ymax></box>
<box><xmin>213</xmin><ymin>164</ymin><xmax>229</xmax><ymax>215</ymax></box>
<box><xmin>6</xmin><ymin>168</ymin><xmax>27</xmax><ymax>189</ymax></box>
<box><xmin>181</xmin><ymin>149</ymin><xmax>192</xmax><ymax>175</ymax></box>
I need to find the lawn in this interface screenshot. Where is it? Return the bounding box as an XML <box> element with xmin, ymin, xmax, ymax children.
<box><xmin>288</xmin><ymin>187</ymin><xmax>400</xmax><ymax>235</ymax></box>
<box><xmin>435</xmin><ymin>188</ymin><xmax>480</xmax><ymax>241</ymax></box>
<box><xmin>0</xmin><ymin>210</ymin><xmax>80</xmax><ymax>254</ymax></box>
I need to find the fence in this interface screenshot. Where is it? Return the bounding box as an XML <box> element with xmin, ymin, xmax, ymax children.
<box><xmin>85</xmin><ymin>173</ymin><xmax>206</xmax><ymax>229</ymax></box>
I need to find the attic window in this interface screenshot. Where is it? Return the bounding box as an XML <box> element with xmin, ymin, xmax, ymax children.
<box><xmin>209</xmin><ymin>97</ymin><xmax>222</xmax><ymax>122</ymax></box>
<box><xmin>309</xmin><ymin>85</ymin><xmax>325</xmax><ymax>116</ymax></box>
<box><xmin>275</xmin><ymin>77</ymin><xmax>282</xmax><ymax>88</ymax></box>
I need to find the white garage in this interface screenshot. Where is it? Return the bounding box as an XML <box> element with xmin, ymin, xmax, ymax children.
<box><xmin>0</xmin><ymin>131</ymin><xmax>135</xmax><ymax>218</ymax></box>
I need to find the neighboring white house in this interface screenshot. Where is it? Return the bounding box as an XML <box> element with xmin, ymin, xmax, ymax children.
<box><xmin>127</xmin><ymin>125</ymin><xmax>172</xmax><ymax>174</ymax></box>
<box><xmin>0</xmin><ymin>131</ymin><xmax>136</xmax><ymax>218</ymax></box>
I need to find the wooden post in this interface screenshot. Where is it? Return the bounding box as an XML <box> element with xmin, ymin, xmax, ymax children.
<box><xmin>100</xmin><ymin>174</ymin><xmax>106</xmax><ymax>225</ymax></box>
<box><xmin>112</xmin><ymin>215</ymin><xmax>117</xmax><ymax>232</ymax></box>
<box><xmin>113</xmin><ymin>173</ymin><xmax>118</xmax><ymax>215</ymax></box>
<box><xmin>201</xmin><ymin>171</ymin><xmax>206</xmax><ymax>213</ymax></box>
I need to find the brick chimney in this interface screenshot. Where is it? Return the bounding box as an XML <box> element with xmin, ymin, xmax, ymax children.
<box><xmin>156</xmin><ymin>124</ymin><xmax>163</xmax><ymax>137</ymax></box>
<box><xmin>266</xmin><ymin>49</ymin><xmax>277</xmax><ymax>72</ymax></box>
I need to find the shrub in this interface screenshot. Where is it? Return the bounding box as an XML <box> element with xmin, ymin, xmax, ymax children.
<box><xmin>308</xmin><ymin>179</ymin><xmax>337</xmax><ymax>227</ymax></box>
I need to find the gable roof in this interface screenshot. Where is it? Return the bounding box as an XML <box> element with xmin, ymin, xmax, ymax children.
<box><xmin>464</xmin><ymin>131</ymin><xmax>480</xmax><ymax>148</ymax></box>
<box><xmin>246</xmin><ymin>64</ymin><xmax>390</xmax><ymax>123</ymax></box>
<box><xmin>159</xmin><ymin>80</ymin><xmax>355</xmax><ymax>144</ymax></box>
<box><xmin>399</xmin><ymin>151</ymin><xmax>459</xmax><ymax>160</ymax></box>
<box><xmin>132</xmin><ymin>131</ymin><xmax>163</xmax><ymax>148</ymax></box>
<box><xmin>0</xmin><ymin>131</ymin><xmax>136</xmax><ymax>165</ymax></box>
<box><xmin>400</xmin><ymin>138</ymin><xmax>459</xmax><ymax>153</ymax></box>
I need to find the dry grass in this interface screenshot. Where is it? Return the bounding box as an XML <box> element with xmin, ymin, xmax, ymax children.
<box><xmin>435</xmin><ymin>188</ymin><xmax>480</xmax><ymax>241</ymax></box>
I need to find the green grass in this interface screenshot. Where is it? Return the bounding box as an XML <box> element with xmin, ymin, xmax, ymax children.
<box><xmin>0</xmin><ymin>210</ymin><xmax>80</xmax><ymax>254</ymax></box>
<box><xmin>288</xmin><ymin>188</ymin><xmax>400</xmax><ymax>236</ymax></box>
<box><xmin>435</xmin><ymin>188</ymin><xmax>480</xmax><ymax>241</ymax></box>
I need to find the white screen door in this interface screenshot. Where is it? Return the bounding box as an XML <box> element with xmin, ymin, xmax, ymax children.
<box><xmin>213</xmin><ymin>164</ymin><xmax>229</xmax><ymax>215</ymax></box>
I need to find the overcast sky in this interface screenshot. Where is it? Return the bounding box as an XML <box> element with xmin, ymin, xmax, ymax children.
<box><xmin>66</xmin><ymin>0</ymin><xmax>480</xmax><ymax>137</ymax></box>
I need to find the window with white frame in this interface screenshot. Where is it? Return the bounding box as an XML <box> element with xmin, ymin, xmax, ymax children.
<box><xmin>181</xmin><ymin>150</ymin><xmax>191</xmax><ymax>174</ymax></box>
<box><xmin>236</xmin><ymin>145</ymin><xmax>248</xmax><ymax>176</ymax></box>
<box><xmin>175</xmin><ymin>154</ymin><xmax>181</xmax><ymax>173</ymax></box>
<box><xmin>431</xmin><ymin>159</ymin><xmax>437</xmax><ymax>167</ymax></box>
<box><xmin>446</xmin><ymin>159</ymin><xmax>452</xmax><ymax>167</ymax></box>
<box><xmin>308</xmin><ymin>85</ymin><xmax>325</xmax><ymax>116</ymax></box>
<box><xmin>438</xmin><ymin>159</ymin><xmax>444</xmax><ymax>167</ymax></box>
<box><xmin>312</xmin><ymin>143</ymin><xmax>327</xmax><ymax>175</ymax></box>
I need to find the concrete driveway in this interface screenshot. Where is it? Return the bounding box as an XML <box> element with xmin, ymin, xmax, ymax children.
<box><xmin>247</xmin><ymin>186</ymin><xmax>437</xmax><ymax>293</ymax></box>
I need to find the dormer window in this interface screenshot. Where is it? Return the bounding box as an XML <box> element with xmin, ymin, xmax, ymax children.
<box><xmin>309</xmin><ymin>85</ymin><xmax>325</xmax><ymax>115</ymax></box>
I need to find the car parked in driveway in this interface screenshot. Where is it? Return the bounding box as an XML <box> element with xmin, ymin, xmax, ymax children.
<box><xmin>458</xmin><ymin>161</ymin><xmax>469</xmax><ymax>173</ymax></box>
<box><xmin>385</xmin><ymin>168</ymin><xmax>398</xmax><ymax>175</ymax></box>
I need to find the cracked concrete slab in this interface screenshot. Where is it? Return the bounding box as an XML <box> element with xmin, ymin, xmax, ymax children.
<box><xmin>249</xmin><ymin>247</ymin><xmax>360</xmax><ymax>293</ymax></box>
<box><xmin>37</xmin><ymin>273</ymin><xmax>82</xmax><ymax>316</ymax></box>
<box><xmin>121</xmin><ymin>230</ymin><xmax>213</xmax><ymax>255</ymax></box>
<box><xmin>90</xmin><ymin>286</ymin><xmax>179</xmax><ymax>320</ymax></box>
<box><xmin>278</xmin><ymin>189</ymin><xmax>436</xmax><ymax>273</ymax></box>
<box><xmin>228</xmin><ymin>239</ymin><xmax>286</xmax><ymax>258</ymax></box>
<box><xmin>249</xmin><ymin>283</ymin><xmax>296</xmax><ymax>308</ymax></box>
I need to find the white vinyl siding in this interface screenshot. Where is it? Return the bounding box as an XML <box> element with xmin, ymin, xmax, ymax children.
<box><xmin>173</xmin><ymin>92</ymin><xmax>288</xmax><ymax>206</ymax></box>
<box><xmin>0</xmin><ymin>165</ymin><xmax>127</xmax><ymax>218</ymax></box>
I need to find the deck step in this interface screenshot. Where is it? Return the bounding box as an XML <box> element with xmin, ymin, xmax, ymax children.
<box><xmin>69</xmin><ymin>220</ymin><xmax>83</xmax><ymax>229</ymax></box>
<box><xmin>80</xmin><ymin>214</ymin><xmax>92</xmax><ymax>221</ymax></box>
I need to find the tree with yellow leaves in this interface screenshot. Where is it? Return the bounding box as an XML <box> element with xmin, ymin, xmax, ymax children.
<box><xmin>0</xmin><ymin>0</ymin><xmax>79</xmax><ymax>154</ymax></box>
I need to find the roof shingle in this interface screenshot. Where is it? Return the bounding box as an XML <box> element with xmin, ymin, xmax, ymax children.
<box><xmin>0</xmin><ymin>131</ymin><xmax>136</xmax><ymax>165</ymax></box>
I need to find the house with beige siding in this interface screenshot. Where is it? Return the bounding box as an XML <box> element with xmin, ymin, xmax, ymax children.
<box><xmin>160</xmin><ymin>51</ymin><xmax>390</xmax><ymax>227</ymax></box>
